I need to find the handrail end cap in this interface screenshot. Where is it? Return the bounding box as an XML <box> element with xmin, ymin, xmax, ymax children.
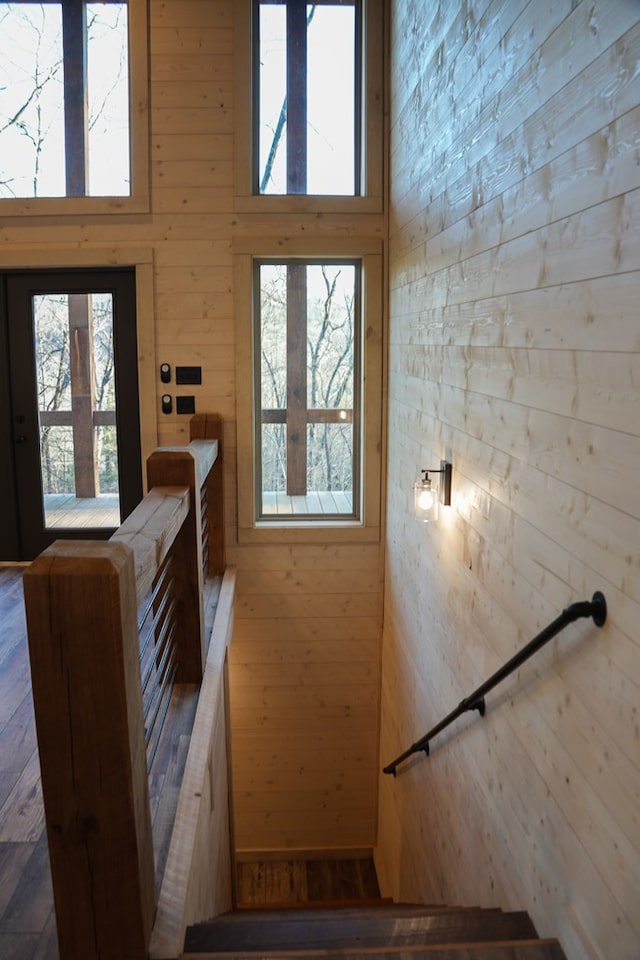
<box><xmin>592</xmin><ymin>591</ymin><xmax>607</xmax><ymax>627</ymax></box>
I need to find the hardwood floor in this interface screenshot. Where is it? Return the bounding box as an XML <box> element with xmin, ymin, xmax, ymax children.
<box><xmin>0</xmin><ymin>567</ymin><xmax>57</xmax><ymax>960</ymax></box>
<box><xmin>236</xmin><ymin>858</ymin><xmax>381</xmax><ymax>907</ymax></box>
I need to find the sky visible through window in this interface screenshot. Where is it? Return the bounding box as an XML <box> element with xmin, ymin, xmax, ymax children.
<box><xmin>0</xmin><ymin>2</ymin><xmax>129</xmax><ymax>198</ymax></box>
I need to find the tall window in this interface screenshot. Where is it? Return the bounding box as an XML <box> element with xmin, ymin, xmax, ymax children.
<box><xmin>0</xmin><ymin>0</ymin><xmax>130</xmax><ymax>198</ymax></box>
<box><xmin>255</xmin><ymin>260</ymin><xmax>361</xmax><ymax>518</ymax></box>
<box><xmin>254</xmin><ymin>0</ymin><xmax>361</xmax><ymax>195</ymax></box>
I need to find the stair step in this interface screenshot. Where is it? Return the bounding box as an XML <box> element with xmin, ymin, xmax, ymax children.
<box><xmin>236</xmin><ymin>898</ymin><xmax>396</xmax><ymax>912</ymax></box>
<box><xmin>184</xmin><ymin>908</ymin><xmax>538</xmax><ymax>953</ymax></box>
<box><xmin>181</xmin><ymin>939</ymin><xmax>567</xmax><ymax>960</ymax></box>
<box><xmin>221</xmin><ymin>905</ymin><xmax>501</xmax><ymax>923</ymax></box>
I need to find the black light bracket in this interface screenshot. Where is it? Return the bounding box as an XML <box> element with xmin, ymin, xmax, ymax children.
<box><xmin>421</xmin><ymin>460</ymin><xmax>452</xmax><ymax>506</ymax></box>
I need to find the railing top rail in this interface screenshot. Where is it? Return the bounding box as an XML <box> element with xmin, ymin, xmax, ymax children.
<box><xmin>148</xmin><ymin>438</ymin><xmax>218</xmax><ymax>490</ymax></box>
<box><xmin>383</xmin><ymin>592</ymin><xmax>607</xmax><ymax>777</ymax></box>
<box><xmin>110</xmin><ymin>485</ymin><xmax>190</xmax><ymax>606</ymax></box>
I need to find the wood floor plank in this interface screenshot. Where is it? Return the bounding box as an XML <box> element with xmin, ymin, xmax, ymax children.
<box><xmin>0</xmin><ymin>835</ymin><xmax>53</xmax><ymax>934</ymax></box>
<box><xmin>32</xmin><ymin>910</ymin><xmax>59</xmax><ymax>960</ymax></box>
<box><xmin>237</xmin><ymin>861</ymin><xmax>310</xmax><ymax>905</ymax></box>
<box><xmin>0</xmin><ymin>844</ymin><xmax>34</xmax><ymax>921</ymax></box>
<box><xmin>0</xmin><ymin>644</ymin><xmax>32</xmax><ymax>726</ymax></box>
<box><xmin>0</xmin><ymin>932</ymin><xmax>40</xmax><ymax>960</ymax></box>
<box><xmin>0</xmin><ymin>751</ymin><xmax>44</xmax><ymax>843</ymax></box>
<box><xmin>0</xmin><ymin>706</ymin><xmax>37</xmax><ymax>777</ymax></box>
<box><xmin>238</xmin><ymin>858</ymin><xmax>381</xmax><ymax>907</ymax></box>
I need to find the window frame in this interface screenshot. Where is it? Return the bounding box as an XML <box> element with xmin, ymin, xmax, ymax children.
<box><xmin>253</xmin><ymin>257</ymin><xmax>363</xmax><ymax>521</ymax></box>
<box><xmin>252</xmin><ymin>0</ymin><xmax>363</xmax><ymax>197</ymax></box>
<box><xmin>235</xmin><ymin>0</ymin><xmax>384</xmax><ymax>213</ymax></box>
<box><xmin>0</xmin><ymin>0</ymin><xmax>149</xmax><ymax>217</ymax></box>
<box><xmin>235</xmin><ymin>239</ymin><xmax>383</xmax><ymax>544</ymax></box>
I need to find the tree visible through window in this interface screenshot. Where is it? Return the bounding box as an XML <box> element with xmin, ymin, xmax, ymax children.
<box><xmin>256</xmin><ymin>260</ymin><xmax>361</xmax><ymax>517</ymax></box>
<box><xmin>255</xmin><ymin>0</ymin><xmax>360</xmax><ymax>195</ymax></box>
<box><xmin>34</xmin><ymin>292</ymin><xmax>118</xmax><ymax>498</ymax></box>
<box><xmin>0</xmin><ymin>0</ymin><xmax>130</xmax><ymax>198</ymax></box>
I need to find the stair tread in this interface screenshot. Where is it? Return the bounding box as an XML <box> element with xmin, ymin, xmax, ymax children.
<box><xmin>223</xmin><ymin>906</ymin><xmax>502</xmax><ymax>922</ymax></box>
<box><xmin>184</xmin><ymin>909</ymin><xmax>539</xmax><ymax>952</ymax></box>
<box><xmin>236</xmin><ymin>899</ymin><xmax>396</xmax><ymax>913</ymax></box>
<box><xmin>181</xmin><ymin>938</ymin><xmax>567</xmax><ymax>959</ymax></box>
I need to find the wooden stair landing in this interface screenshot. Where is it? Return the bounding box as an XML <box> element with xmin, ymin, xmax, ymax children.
<box><xmin>182</xmin><ymin>904</ymin><xmax>566</xmax><ymax>959</ymax></box>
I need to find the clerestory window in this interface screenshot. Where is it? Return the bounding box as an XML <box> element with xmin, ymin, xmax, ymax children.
<box><xmin>236</xmin><ymin>0</ymin><xmax>383</xmax><ymax>208</ymax></box>
<box><xmin>254</xmin><ymin>0</ymin><xmax>361</xmax><ymax>196</ymax></box>
<box><xmin>0</xmin><ymin>0</ymin><xmax>148</xmax><ymax>212</ymax></box>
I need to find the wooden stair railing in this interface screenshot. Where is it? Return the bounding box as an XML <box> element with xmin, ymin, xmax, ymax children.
<box><xmin>23</xmin><ymin>414</ymin><xmax>232</xmax><ymax>960</ymax></box>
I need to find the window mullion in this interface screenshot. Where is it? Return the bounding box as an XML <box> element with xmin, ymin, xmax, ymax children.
<box><xmin>62</xmin><ymin>0</ymin><xmax>89</xmax><ymax>195</ymax></box>
<box><xmin>286</xmin><ymin>263</ymin><xmax>308</xmax><ymax>496</ymax></box>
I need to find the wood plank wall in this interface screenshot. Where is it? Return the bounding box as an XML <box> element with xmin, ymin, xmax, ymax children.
<box><xmin>377</xmin><ymin>3</ymin><xmax>640</xmax><ymax>960</ymax></box>
<box><xmin>0</xmin><ymin>0</ymin><xmax>384</xmax><ymax>855</ymax></box>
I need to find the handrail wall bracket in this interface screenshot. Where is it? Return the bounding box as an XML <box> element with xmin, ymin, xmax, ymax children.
<box><xmin>383</xmin><ymin>591</ymin><xmax>607</xmax><ymax>777</ymax></box>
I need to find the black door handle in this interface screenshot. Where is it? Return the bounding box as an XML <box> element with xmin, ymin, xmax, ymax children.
<box><xmin>15</xmin><ymin>435</ymin><xmax>27</xmax><ymax>444</ymax></box>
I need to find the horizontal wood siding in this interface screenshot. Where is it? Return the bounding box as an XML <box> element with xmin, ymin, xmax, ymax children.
<box><xmin>228</xmin><ymin>543</ymin><xmax>383</xmax><ymax>851</ymax></box>
<box><xmin>377</xmin><ymin>3</ymin><xmax>640</xmax><ymax>960</ymax></box>
<box><xmin>0</xmin><ymin>0</ymin><xmax>384</xmax><ymax>856</ymax></box>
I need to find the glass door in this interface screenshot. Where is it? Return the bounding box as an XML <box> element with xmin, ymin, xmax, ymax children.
<box><xmin>6</xmin><ymin>269</ymin><xmax>142</xmax><ymax>559</ymax></box>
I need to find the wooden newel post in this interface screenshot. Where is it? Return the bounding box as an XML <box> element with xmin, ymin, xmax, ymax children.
<box><xmin>23</xmin><ymin>542</ymin><xmax>155</xmax><ymax>960</ymax></box>
<box><xmin>146</xmin><ymin>446</ymin><xmax>206</xmax><ymax>683</ymax></box>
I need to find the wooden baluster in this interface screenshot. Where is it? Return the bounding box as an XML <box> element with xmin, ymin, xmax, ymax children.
<box><xmin>23</xmin><ymin>541</ymin><xmax>155</xmax><ymax>960</ymax></box>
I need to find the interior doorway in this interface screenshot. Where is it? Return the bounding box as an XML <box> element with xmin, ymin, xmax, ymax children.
<box><xmin>1</xmin><ymin>268</ymin><xmax>142</xmax><ymax>560</ymax></box>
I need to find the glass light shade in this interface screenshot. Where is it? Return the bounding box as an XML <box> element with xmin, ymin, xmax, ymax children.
<box><xmin>414</xmin><ymin>475</ymin><xmax>439</xmax><ymax>522</ymax></box>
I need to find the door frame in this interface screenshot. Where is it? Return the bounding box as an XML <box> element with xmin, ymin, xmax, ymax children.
<box><xmin>0</xmin><ymin>251</ymin><xmax>156</xmax><ymax>561</ymax></box>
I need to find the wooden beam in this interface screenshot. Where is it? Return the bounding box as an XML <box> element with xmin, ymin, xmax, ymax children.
<box><xmin>68</xmin><ymin>293</ymin><xmax>98</xmax><ymax>498</ymax></box>
<box><xmin>287</xmin><ymin>263</ymin><xmax>308</xmax><ymax>496</ymax></box>
<box><xmin>62</xmin><ymin>0</ymin><xmax>88</xmax><ymax>196</ymax></box>
<box><xmin>287</xmin><ymin>0</ymin><xmax>307</xmax><ymax>193</ymax></box>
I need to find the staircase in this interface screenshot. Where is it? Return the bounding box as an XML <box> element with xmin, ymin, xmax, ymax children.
<box><xmin>182</xmin><ymin>901</ymin><xmax>568</xmax><ymax>958</ymax></box>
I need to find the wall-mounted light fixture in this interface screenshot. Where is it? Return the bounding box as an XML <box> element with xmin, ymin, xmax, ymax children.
<box><xmin>413</xmin><ymin>460</ymin><xmax>452</xmax><ymax>522</ymax></box>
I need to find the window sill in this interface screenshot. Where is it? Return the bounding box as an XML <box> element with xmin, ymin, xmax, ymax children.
<box><xmin>234</xmin><ymin>194</ymin><xmax>384</xmax><ymax>216</ymax></box>
<box><xmin>238</xmin><ymin>520</ymin><xmax>381</xmax><ymax>545</ymax></box>
<box><xmin>0</xmin><ymin>195</ymin><xmax>150</xmax><ymax>219</ymax></box>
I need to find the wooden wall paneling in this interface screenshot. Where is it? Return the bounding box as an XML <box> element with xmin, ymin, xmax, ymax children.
<box><xmin>230</xmin><ymin>532</ymin><xmax>384</xmax><ymax>851</ymax></box>
<box><xmin>379</xmin><ymin>2</ymin><xmax>640</xmax><ymax>959</ymax></box>
<box><xmin>150</xmin><ymin>26</ymin><xmax>234</xmax><ymax>59</ymax></box>
<box><xmin>151</xmin><ymin>56</ymin><xmax>233</xmax><ymax>86</ymax></box>
<box><xmin>150</xmin><ymin>0</ymin><xmax>233</xmax><ymax>30</ymax></box>
<box><xmin>391</xmin><ymin>6</ymin><xmax>640</xmax><ymax>228</ymax></box>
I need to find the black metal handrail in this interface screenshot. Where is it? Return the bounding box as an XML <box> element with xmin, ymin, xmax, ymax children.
<box><xmin>383</xmin><ymin>591</ymin><xmax>607</xmax><ymax>777</ymax></box>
